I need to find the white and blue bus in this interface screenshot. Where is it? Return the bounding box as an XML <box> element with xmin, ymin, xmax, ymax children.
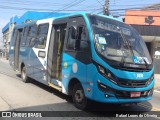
<box><xmin>9</xmin><ymin>13</ymin><xmax>154</xmax><ymax>109</ymax></box>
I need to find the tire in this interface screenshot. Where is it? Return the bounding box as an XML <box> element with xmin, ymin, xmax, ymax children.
<box><xmin>21</xmin><ymin>66</ymin><xmax>30</xmax><ymax>83</ymax></box>
<box><xmin>72</xmin><ymin>83</ymin><xmax>90</xmax><ymax>110</ymax></box>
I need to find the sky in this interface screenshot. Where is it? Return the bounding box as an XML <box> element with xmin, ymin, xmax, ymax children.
<box><xmin>0</xmin><ymin>0</ymin><xmax>160</xmax><ymax>48</ymax></box>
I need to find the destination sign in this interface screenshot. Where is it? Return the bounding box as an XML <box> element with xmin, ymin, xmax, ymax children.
<box><xmin>92</xmin><ymin>19</ymin><xmax>131</xmax><ymax>36</ymax></box>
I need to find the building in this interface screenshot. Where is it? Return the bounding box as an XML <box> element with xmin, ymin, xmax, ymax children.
<box><xmin>2</xmin><ymin>11</ymin><xmax>68</xmax><ymax>59</ymax></box>
<box><xmin>125</xmin><ymin>10</ymin><xmax>160</xmax><ymax>73</ymax></box>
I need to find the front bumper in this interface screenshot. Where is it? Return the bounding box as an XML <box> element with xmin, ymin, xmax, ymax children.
<box><xmin>85</xmin><ymin>73</ymin><xmax>154</xmax><ymax>103</ymax></box>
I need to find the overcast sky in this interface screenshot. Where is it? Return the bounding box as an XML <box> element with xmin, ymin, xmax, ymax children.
<box><xmin>0</xmin><ymin>0</ymin><xmax>160</xmax><ymax>49</ymax></box>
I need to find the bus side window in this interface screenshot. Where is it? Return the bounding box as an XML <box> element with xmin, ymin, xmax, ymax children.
<box><xmin>34</xmin><ymin>24</ymin><xmax>49</xmax><ymax>49</ymax></box>
<box><xmin>11</xmin><ymin>28</ymin><xmax>17</xmax><ymax>46</ymax></box>
<box><xmin>21</xmin><ymin>27</ymin><xmax>27</xmax><ymax>47</ymax></box>
<box><xmin>29</xmin><ymin>25</ymin><xmax>37</xmax><ymax>47</ymax></box>
<box><xmin>76</xmin><ymin>26</ymin><xmax>88</xmax><ymax>51</ymax></box>
<box><xmin>67</xmin><ymin>26</ymin><xmax>76</xmax><ymax>50</ymax></box>
<box><xmin>67</xmin><ymin>26</ymin><xmax>88</xmax><ymax>51</ymax></box>
<box><xmin>24</xmin><ymin>26</ymin><xmax>37</xmax><ymax>47</ymax></box>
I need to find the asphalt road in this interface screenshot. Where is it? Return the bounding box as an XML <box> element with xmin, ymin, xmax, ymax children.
<box><xmin>0</xmin><ymin>58</ymin><xmax>160</xmax><ymax>120</ymax></box>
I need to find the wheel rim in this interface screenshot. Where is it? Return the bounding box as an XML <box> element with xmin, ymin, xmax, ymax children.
<box><xmin>75</xmin><ymin>90</ymin><xmax>84</xmax><ymax>104</ymax></box>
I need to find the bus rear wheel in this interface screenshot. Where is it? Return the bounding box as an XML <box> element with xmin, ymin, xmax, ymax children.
<box><xmin>21</xmin><ymin>66</ymin><xmax>30</xmax><ymax>83</ymax></box>
<box><xmin>72</xmin><ymin>83</ymin><xmax>89</xmax><ymax>110</ymax></box>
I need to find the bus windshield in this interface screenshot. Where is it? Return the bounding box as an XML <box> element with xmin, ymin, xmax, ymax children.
<box><xmin>89</xmin><ymin>15</ymin><xmax>152</xmax><ymax>65</ymax></box>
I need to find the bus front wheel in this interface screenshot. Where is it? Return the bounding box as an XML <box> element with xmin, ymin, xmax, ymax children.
<box><xmin>72</xmin><ymin>83</ymin><xmax>89</xmax><ymax>110</ymax></box>
<box><xmin>21</xmin><ymin>66</ymin><xmax>30</xmax><ymax>83</ymax></box>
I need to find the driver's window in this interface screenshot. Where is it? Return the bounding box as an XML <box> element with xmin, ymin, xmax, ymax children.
<box><xmin>76</xmin><ymin>26</ymin><xmax>88</xmax><ymax>51</ymax></box>
<box><xmin>67</xmin><ymin>25</ymin><xmax>88</xmax><ymax>51</ymax></box>
<box><xmin>67</xmin><ymin>26</ymin><xmax>76</xmax><ymax>50</ymax></box>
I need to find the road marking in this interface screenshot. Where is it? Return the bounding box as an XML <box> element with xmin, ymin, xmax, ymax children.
<box><xmin>138</xmin><ymin>103</ymin><xmax>160</xmax><ymax>111</ymax></box>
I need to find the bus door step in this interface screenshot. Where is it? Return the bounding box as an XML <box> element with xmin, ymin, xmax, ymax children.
<box><xmin>48</xmin><ymin>82</ymin><xmax>62</xmax><ymax>91</ymax></box>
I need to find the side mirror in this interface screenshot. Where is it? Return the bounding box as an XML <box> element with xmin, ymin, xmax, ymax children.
<box><xmin>38</xmin><ymin>51</ymin><xmax>46</xmax><ymax>58</ymax></box>
<box><xmin>70</xmin><ymin>26</ymin><xmax>77</xmax><ymax>39</ymax></box>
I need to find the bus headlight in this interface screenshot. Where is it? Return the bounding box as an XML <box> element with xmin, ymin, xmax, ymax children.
<box><xmin>98</xmin><ymin>65</ymin><xmax>105</xmax><ymax>74</ymax></box>
<box><xmin>97</xmin><ymin>65</ymin><xmax>118</xmax><ymax>85</ymax></box>
<box><xmin>146</xmin><ymin>74</ymin><xmax>154</xmax><ymax>86</ymax></box>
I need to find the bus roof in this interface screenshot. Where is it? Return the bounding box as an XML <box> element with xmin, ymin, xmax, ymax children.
<box><xmin>50</xmin><ymin>12</ymin><xmax>122</xmax><ymax>22</ymax></box>
<box><xmin>14</xmin><ymin>12</ymin><xmax>123</xmax><ymax>28</ymax></box>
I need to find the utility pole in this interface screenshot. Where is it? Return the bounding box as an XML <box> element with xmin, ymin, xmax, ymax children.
<box><xmin>104</xmin><ymin>0</ymin><xmax>109</xmax><ymax>15</ymax></box>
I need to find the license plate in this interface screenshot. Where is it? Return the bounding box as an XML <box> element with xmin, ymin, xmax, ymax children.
<box><xmin>130</xmin><ymin>92</ymin><xmax>141</xmax><ymax>98</ymax></box>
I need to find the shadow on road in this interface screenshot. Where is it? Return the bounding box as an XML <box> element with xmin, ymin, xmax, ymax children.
<box><xmin>16</xmin><ymin>74</ymin><xmax>21</xmax><ymax>79</ymax></box>
<box><xmin>9</xmin><ymin>102</ymin><xmax>154</xmax><ymax>117</ymax></box>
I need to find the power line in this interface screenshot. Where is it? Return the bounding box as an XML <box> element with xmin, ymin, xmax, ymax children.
<box><xmin>45</xmin><ymin>0</ymin><xmax>86</xmax><ymax>18</ymax></box>
<box><xmin>109</xmin><ymin>4</ymin><xmax>157</xmax><ymax>7</ymax></box>
<box><xmin>0</xmin><ymin>0</ymin><xmax>105</xmax><ymax>10</ymax></box>
<box><xmin>118</xmin><ymin>14</ymin><xmax>160</xmax><ymax>17</ymax></box>
<box><xmin>96</xmin><ymin>0</ymin><xmax>104</xmax><ymax>7</ymax></box>
<box><xmin>0</xmin><ymin>0</ymin><xmax>158</xmax><ymax>14</ymax></box>
<box><xmin>0</xmin><ymin>0</ymin><xmax>97</xmax><ymax>14</ymax></box>
<box><xmin>60</xmin><ymin>0</ymin><xmax>86</xmax><ymax>11</ymax></box>
<box><xmin>0</xmin><ymin>1</ymin><xmax>66</xmax><ymax>6</ymax></box>
<box><xmin>0</xmin><ymin>4</ymin><xmax>102</xmax><ymax>12</ymax></box>
<box><xmin>111</xmin><ymin>0</ymin><xmax>150</xmax><ymax>4</ymax></box>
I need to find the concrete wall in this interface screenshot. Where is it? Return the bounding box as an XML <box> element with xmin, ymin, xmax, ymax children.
<box><xmin>154</xmin><ymin>58</ymin><xmax>160</xmax><ymax>74</ymax></box>
<box><xmin>125</xmin><ymin>10</ymin><xmax>160</xmax><ymax>26</ymax></box>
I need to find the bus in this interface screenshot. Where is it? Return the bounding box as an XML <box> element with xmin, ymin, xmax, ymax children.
<box><xmin>9</xmin><ymin>13</ymin><xmax>154</xmax><ymax>110</ymax></box>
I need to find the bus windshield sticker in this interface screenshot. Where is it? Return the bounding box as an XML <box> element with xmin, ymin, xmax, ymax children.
<box><xmin>133</xmin><ymin>56</ymin><xmax>145</xmax><ymax>64</ymax></box>
<box><xmin>97</xmin><ymin>37</ymin><xmax>107</xmax><ymax>44</ymax></box>
<box><xmin>93</xmin><ymin>19</ymin><xmax>131</xmax><ymax>36</ymax></box>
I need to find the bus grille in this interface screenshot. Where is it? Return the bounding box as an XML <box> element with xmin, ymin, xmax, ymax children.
<box><xmin>118</xmin><ymin>79</ymin><xmax>148</xmax><ymax>88</ymax></box>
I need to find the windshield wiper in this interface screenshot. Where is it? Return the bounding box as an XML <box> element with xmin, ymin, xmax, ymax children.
<box><xmin>142</xmin><ymin>57</ymin><xmax>149</xmax><ymax>69</ymax></box>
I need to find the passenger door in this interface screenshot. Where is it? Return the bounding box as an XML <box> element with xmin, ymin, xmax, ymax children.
<box><xmin>51</xmin><ymin>24</ymin><xmax>67</xmax><ymax>81</ymax></box>
<box><xmin>47</xmin><ymin>22</ymin><xmax>67</xmax><ymax>89</ymax></box>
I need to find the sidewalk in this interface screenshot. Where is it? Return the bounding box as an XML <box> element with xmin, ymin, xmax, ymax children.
<box><xmin>0</xmin><ymin>58</ymin><xmax>9</xmax><ymax>63</ymax></box>
<box><xmin>154</xmin><ymin>74</ymin><xmax>160</xmax><ymax>89</ymax></box>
